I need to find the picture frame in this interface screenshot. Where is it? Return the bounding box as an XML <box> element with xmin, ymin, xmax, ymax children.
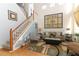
<box><xmin>8</xmin><ymin>10</ymin><xmax>17</xmax><ymax>21</ymax></box>
<box><xmin>44</xmin><ymin>13</ymin><xmax>63</xmax><ymax>28</ymax></box>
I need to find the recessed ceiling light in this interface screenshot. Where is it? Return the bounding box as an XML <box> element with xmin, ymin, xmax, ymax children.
<box><xmin>42</xmin><ymin>5</ymin><xmax>47</xmax><ymax>10</ymax></box>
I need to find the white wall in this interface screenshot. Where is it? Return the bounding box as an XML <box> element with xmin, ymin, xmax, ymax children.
<box><xmin>24</xmin><ymin>3</ymin><xmax>34</xmax><ymax>17</ymax></box>
<box><xmin>0</xmin><ymin>4</ymin><xmax>26</xmax><ymax>48</ymax></box>
<box><xmin>28</xmin><ymin>3</ymin><xmax>34</xmax><ymax>16</ymax></box>
<box><xmin>34</xmin><ymin>3</ymin><xmax>74</xmax><ymax>34</ymax></box>
<box><xmin>24</xmin><ymin>3</ymin><xmax>29</xmax><ymax>17</ymax></box>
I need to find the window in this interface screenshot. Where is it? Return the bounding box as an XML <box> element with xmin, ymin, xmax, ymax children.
<box><xmin>44</xmin><ymin>13</ymin><xmax>63</xmax><ymax>28</ymax></box>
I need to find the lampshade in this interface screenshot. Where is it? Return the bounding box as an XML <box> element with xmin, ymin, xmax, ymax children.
<box><xmin>74</xmin><ymin>7</ymin><xmax>79</xmax><ymax>26</ymax></box>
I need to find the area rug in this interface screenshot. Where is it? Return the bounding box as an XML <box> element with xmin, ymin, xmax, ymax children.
<box><xmin>26</xmin><ymin>40</ymin><xmax>67</xmax><ymax>56</ymax></box>
<box><xmin>26</xmin><ymin>41</ymin><xmax>46</xmax><ymax>53</ymax></box>
<box><xmin>27</xmin><ymin>43</ymin><xmax>44</xmax><ymax>53</ymax></box>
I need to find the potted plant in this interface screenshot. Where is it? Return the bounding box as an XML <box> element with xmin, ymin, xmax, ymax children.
<box><xmin>75</xmin><ymin>33</ymin><xmax>79</xmax><ymax>36</ymax></box>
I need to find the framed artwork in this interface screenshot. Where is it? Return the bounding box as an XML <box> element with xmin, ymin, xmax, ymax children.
<box><xmin>44</xmin><ymin>13</ymin><xmax>63</xmax><ymax>28</ymax></box>
<box><xmin>8</xmin><ymin>10</ymin><xmax>17</xmax><ymax>21</ymax></box>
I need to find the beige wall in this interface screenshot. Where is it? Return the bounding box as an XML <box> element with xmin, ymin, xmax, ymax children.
<box><xmin>34</xmin><ymin>3</ymin><xmax>73</xmax><ymax>34</ymax></box>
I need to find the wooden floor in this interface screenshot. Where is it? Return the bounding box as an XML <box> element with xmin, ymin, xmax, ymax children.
<box><xmin>0</xmin><ymin>46</ymin><xmax>45</xmax><ymax>56</ymax></box>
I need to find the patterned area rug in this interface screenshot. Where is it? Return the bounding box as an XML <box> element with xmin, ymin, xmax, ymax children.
<box><xmin>26</xmin><ymin>41</ymin><xmax>67</xmax><ymax>56</ymax></box>
<box><xmin>27</xmin><ymin>43</ymin><xmax>44</xmax><ymax>53</ymax></box>
<box><xmin>44</xmin><ymin>45</ymin><xmax>59</xmax><ymax>56</ymax></box>
<box><xmin>42</xmin><ymin>44</ymin><xmax>67</xmax><ymax>56</ymax></box>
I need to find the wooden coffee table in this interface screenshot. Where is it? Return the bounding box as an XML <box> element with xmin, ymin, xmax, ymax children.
<box><xmin>44</xmin><ymin>38</ymin><xmax>62</xmax><ymax>45</ymax></box>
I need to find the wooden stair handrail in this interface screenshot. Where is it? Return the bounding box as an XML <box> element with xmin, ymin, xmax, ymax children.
<box><xmin>9</xmin><ymin>15</ymin><xmax>32</xmax><ymax>50</ymax></box>
<box><xmin>12</xmin><ymin>10</ymin><xmax>38</xmax><ymax>32</ymax></box>
<box><xmin>12</xmin><ymin>16</ymin><xmax>32</xmax><ymax>32</ymax></box>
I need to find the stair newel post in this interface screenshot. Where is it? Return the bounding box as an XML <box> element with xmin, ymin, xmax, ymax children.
<box><xmin>10</xmin><ymin>28</ymin><xmax>13</xmax><ymax>50</ymax></box>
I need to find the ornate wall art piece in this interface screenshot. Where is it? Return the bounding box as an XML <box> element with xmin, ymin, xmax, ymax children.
<box><xmin>8</xmin><ymin>10</ymin><xmax>17</xmax><ymax>21</ymax></box>
<box><xmin>44</xmin><ymin>13</ymin><xmax>63</xmax><ymax>28</ymax></box>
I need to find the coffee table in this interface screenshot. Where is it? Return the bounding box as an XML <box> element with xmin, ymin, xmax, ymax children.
<box><xmin>43</xmin><ymin>38</ymin><xmax>62</xmax><ymax>45</ymax></box>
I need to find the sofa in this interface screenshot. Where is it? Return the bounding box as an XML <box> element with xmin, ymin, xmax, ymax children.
<box><xmin>41</xmin><ymin>32</ymin><xmax>63</xmax><ymax>45</ymax></box>
<box><xmin>43</xmin><ymin>32</ymin><xmax>63</xmax><ymax>38</ymax></box>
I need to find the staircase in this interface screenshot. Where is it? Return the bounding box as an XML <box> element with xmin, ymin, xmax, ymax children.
<box><xmin>11</xmin><ymin>15</ymin><xmax>33</xmax><ymax>51</ymax></box>
<box><xmin>3</xmin><ymin>10</ymin><xmax>38</xmax><ymax>51</ymax></box>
